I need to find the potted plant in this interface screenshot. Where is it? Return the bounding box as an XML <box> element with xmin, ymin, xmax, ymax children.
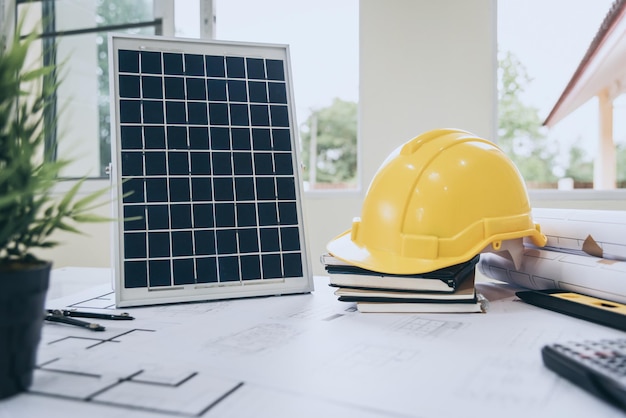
<box><xmin>0</xmin><ymin>18</ymin><xmax>111</xmax><ymax>399</ymax></box>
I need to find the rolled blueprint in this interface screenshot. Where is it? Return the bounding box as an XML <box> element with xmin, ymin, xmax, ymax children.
<box><xmin>532</xmin><ymin>207</ymin><xmax>626</xmax><ymax>260</ymax></box>
<box><xmin>479</xmin><ymin>248</ymin><xmax>626</xmax><ymax>305</ymax></box>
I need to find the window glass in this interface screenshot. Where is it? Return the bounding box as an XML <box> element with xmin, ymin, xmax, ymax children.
<box><xmin>498</xmin><ymin>0</ymin><xmax>625</xmax><ymax>190</ymax></box>
<box><xmin>213</xmin><ymin>0</ymin><xmax>359</xmax><ymax>191</ymax></box>
<box><xmin>17</xmin><ymin>0</ymin><xmax>157</xmax><ymax>178</ymax></box>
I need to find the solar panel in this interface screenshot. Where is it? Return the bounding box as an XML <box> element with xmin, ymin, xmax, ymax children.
<box><xmin>108</xmin><ymin>34</ymin><xmax>313</xmax><ymax>307</ymax></box>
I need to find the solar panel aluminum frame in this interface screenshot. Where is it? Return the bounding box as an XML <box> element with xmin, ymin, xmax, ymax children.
<box><xmin>108</xmin><ymin>33</ymin><xmax>313</xmax><ymax>307</ymax></box>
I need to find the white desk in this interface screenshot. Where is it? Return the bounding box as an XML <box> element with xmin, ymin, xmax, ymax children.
<box><xmin>1</xmin><ymin>267</ymin><xmax>624</xmax><ymax>418</ymax></box>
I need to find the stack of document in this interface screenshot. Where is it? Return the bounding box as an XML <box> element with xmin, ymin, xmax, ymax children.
<box><xmin>320</xmin><ymin>254</ymin><xmax>487</xmax><ymax>313</ymax></box>
<box><xmin>479</xmin><ymin>208</ymin><xmax>626</xmax><ymax>305</ymax></box>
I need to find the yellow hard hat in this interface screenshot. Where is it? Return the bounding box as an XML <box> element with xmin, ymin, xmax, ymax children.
<box><xmin>326</xmin><ymin>128</ymin><xmax>547</xmax><ymax>274</ymax></box>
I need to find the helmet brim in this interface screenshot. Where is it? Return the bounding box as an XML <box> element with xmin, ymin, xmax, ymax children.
<box><xmin>327</xmin><ymin>227</ymin><xmax>546</xmax><ymax>275</ymax></box>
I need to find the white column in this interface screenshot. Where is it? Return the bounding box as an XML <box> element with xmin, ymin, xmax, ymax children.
<box><xmin>154</xmin><ymin>0</ymin><xmax>175</xmax><ymax>37</ymax></box>
<box><xmin>359</xmin><ymin>0</ymin><xmax>497</xmax><ymax>189</ymax></box>
<box><xmin>199</xmin><ymin>0</ymin><xmax>215</xmax><ymax>39</ymax></box>
<box><xmin>595</xmin><ymin>88</ymin><xmax>616</xmax><ymax>189</ymax></box>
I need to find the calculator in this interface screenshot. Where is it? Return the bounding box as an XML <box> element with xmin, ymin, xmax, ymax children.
<box><xmin>542</xmin><ymin>338</ymin><xmax>626</xmax><ymax>411</ymax></box>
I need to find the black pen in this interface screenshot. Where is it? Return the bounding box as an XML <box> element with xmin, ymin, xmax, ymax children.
<box><xmin>44</xmin><ymin>312</ymin><xmax>105</xmax><ymax>331</ymax></box>
<box><xmin>46</xmin><ymin>309</ymin><xmax>135</xmax><ymax>320</ymax></box>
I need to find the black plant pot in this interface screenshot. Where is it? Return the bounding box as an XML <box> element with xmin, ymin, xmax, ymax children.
<box><xmin>0</xmin><ymin>261</ymin><xmax>51</xmax><ymax>400</ymax></box>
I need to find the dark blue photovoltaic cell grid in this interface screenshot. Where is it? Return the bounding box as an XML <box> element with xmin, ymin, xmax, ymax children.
<box><xmin>117</xmin><ymin>48</ymin><xmax>303</xmax><ymax>289</ymax></box>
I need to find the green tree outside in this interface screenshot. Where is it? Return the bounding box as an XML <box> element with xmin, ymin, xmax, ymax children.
<box><xmin>617</xmin><ymin>144</ymin><xmax>626</xmax><ymax>185</ymax></box>
<box><xmin>301</xmin><ymin>51</ymin><xmax>561</xmax><ymax>189</ymax></box>
<box><xmin>299</xmin><ymin>98</ymin><xmax>357</xmax><ymax>188</ymax></box>
<box><xmin>565</xmin><ymin>143</ymin><xmax>594</xmax><ymax>183</ymax></box>
<box><xmin>497</xmin><ymin>50</ymin><xmax>558</xmax><ymax>185</ymax></box>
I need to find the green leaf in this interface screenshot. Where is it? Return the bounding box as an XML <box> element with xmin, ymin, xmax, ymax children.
<box><xmin>71</xmin><ymin>213</ymin><xmax>112</xmax><ymax>223</ymax></box>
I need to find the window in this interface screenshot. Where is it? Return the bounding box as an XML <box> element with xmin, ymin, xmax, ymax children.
<box><xmin>16</xmin><ymin>0</ymin><xmax>161</xmax><ymax>178</ymax></box>
<box><xmin>498</xmin><ymin>0</ymin><xmax>626</xmax><ymax>191</ymax></box>
<box><xmin>212</xmin><ymin>0</ymin><xmax>359</xmax><ymax>191</ymax></box>
<box><xmin>15</xmin><ymin>0</ymin><xmax>359</xmax><ymax>190</ymax></box>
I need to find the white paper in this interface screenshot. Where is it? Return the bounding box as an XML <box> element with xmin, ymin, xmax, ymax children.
<box><xmin>1</xmin><ymin>273</ymin><xmax>624</xmax><ymax>418</ymax></box>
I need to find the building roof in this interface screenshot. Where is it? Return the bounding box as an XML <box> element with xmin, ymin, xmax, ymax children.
<box><xmin>543</xmin><ymin>0</ymin><xmax>626</xmax><ymax>127</ymax></box>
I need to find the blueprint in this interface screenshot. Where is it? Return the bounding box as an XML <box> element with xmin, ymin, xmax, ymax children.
<box><xmin>1</xmin><ymin>269</ymin><xmax>624</xmax><ymax>418</ymax></box>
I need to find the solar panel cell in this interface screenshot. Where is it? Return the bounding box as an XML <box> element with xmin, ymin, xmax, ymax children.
<box><xmin>184</xmin><ymin>54</ymin><xmax>205</xmax><ymax>76</ymax></box>
<box><xmin>193</xmin><ymin>203</ymin><xmax>214</xmax><ymax>228</ymax></box>
<box><xmin>238</xmin><ymin>229</ymin><xmax>259</xmax><ymax>253</ymax></box>
<box><xmin>218</xmin><ymin>256</ymin><xmax>240</xmax><ymax>281</ymax></box>
<box><xmin>186</xmin><ymin>78</ymin><xmax>207</xmax><ymax>100</ymax></box>
<box><xmin>144</xmin><ymin>152</ymin><xmax>166</xmax><ymax>175</ymax></box>
<box><xmin>236</xmin><ymin>203</ymin><xmax>257</xmax><ymax>227</ymax></box>
<box><xmin>147</xmin><ymin>205</ymin><xmax>169</xmax><ymax>229</ymax></box>
<box><xmin>173</xmin><ymin>258</ymin><xmax>195</xmax><ymax>284</ymax></box>
<box><xmin>118</xmin><ymin>49</ymin><xmax>139</xmax><ymax>73</ymax></box>
<box><xmin>141</xmin><ymin>76</ymin><xmax>162</xmax><ymax>99</ymax></box>
<box><xmin>227</xmin><ymin>80</ymin><xmax>247</xmax><ymax>102</ymax></box>
<box><xmin>191</xmin><ymin>177</ymin><xmax>212</xmax><ymax>201</ymax></box>
<box><xmin>141</xmin><ymin>51</ymin><xmax>162</xmax><ymax>74</ymax></box>
<box><xmin>268</xmin><ymin>82</ymin><xmax>287</xmax><ymax>104</ymax></box>
<box><xmin>196</xmin><ymin>257</ymin><xmax>218</xmax><ymax>282</ymax></box>
<box><xmin>283</xmin><ymin>253</ymin><xmax>303</xmax><ymax>277</ymax></box>
<box><xmin>170</xmin><ymin>204</ymin><xmax>192</xmax><ymax>229</ymax></box>
<box><xmin>172</xmin><ymin>231</ymin><xmax>193</xmax><ymax>257</ymax></box>
<box><xmin>144</xmin><ymin>126</ymin><xmax>166</xmax><ymax>148</ymax></box>
<box><xmin>124</xmin><ymin>260</ymin><xmax>148</xmax><ymax>287</ymax></box>
<box><xmin>225</xmin><ymin>56</ymin><xmax>246</xmax><ymax>78</ymax></box>
<box><xmin>215</xmin><ymin>203</ymin><xmax>236</xmax><ymax>228</ymax></box>
<box><xmin>262</xmin><ymin>254</ymin><xmax>282</xmax><ymax>278</ymax></box>
<box><xmin>252</xmin><ymin>128</ymin><xmax>272</xmax><ymax>150</ymax></box>
<box><xmin>148</xmin><ymin>232</ymin><xmax>170</xmax><ymax>258</ymax></box>
<box><xmin>246</xmin><ymin>57</ymin><xmax>265</xmax><ymax>80</ymax></box>
<box><xmin>148</xmin><ymin>259</ymin><xmax>171</xmax><ymax>286</ymax></box>
<box><xmin>165</xmin><ymin>77</ymin><xmax>185</xmax><ymax>99</ymax></box>
<box><xmin>168</xmin><ymin>152</ymin><xmax>190</xmax><ymax>175</ymax></box>
<box><xmin>248</xmin><ymin>81</ymin><xmax>268</xmax><ymax>103</ymax></box>
<box><xmin>272</xmin><ymin>129</ymin><xmax>291</xmax><ymax>151</ymax></box>
<box><xmin>250</xmin><ymin>105</ymin><xmax>269</xmax><ymax>126</ymax></box>
<box><xmin>280</xmin><ymin>227</ymin><xmax>300</xmax><ymax>251</ymax></box>
<box><xmin>207</xmin><ymin>79</ymin><xmax>227</xmax><ymax>101</ymax></box>
<box><xmin>163</xmin><ymin>52</ymin><xmax>184</xmax><ymax>75</ymax></box>
<box><xmin>169</xmin><ymin>178</ymin><xmax>190</xmax><ymax>202</ymax></box>
<box><xmin>187</xmin><ymin>102</ymin><xmax>208</xmax><ymax>125</ymax></box>
<box><xmin>194</xmin><ymin>230</ymin><xmax>216</xmax><ymax>255</ymax></box>
<box><xmin>265</xmin><ymin>59</ymin><xmax>285</xmax><ymax>81</ymax></box>
<box><xmin>124</xmin><ymin>205</ymin><xmax>146</xmax><ymax>230</ymax></box>
<box><xmin>120</xmin><ymin>100</ymin><xmax>141</xmax><ymax>123</ymax></box>
<box><xmin>189</xmin><ymin>126</ymin><xmax>209</xmax><ymax>149</ymax></box>
<box><xmin>119</xmin><ymin>75</ymin><xmax>140</xmax><ymax>98</ymax></box>
<box><xmin>167</xmin><ymin>126</ymin><xmax>188</xmax><ymax>149</ymax></box>
<box><xmin>209</xmin><ymin>103</ymin><xmax>229</xmax><ymax>125</ymax></box>
<box><xmin>231</xmin><ymin>128</ymin><xmax>251</xmax><ymax>150</ymax></box>
<box><xmin>145</xmin><ymin>178</ymin><xmax>168</xmax><ymax>202</ymax></box>
<box><xmin>121</xmin><ymin>126</ymin><xmax>143</xmax><ymax>149</ymax></box>
<box><xmin>124</xmin><ymin>232</ymin><xmax>147</xmax><ymax>258</ymax></box>
<box><xmin>241</xmin><ymin>255</ymin><xmax>261</xmax><ymax>280</ymax></box>
<box><xmin>216</xmin><ymin>230</ymin><xmax>237</xmax><ymax>254</ymax></box>
<box><xmin>166</xmin><ymin>101</ymin><xmax>187</xmax><ymax>124</ymax></box>
<box><xmin>233</xmin><ymin>152</ymin><xmax>253</xmax><ymax>175</ymax></box>
<box><xmin>234</xmin><ymin>177</ymin><xmax>255</xmax><ymax>201</ymax></box>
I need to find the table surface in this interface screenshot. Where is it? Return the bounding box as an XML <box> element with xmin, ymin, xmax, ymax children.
<box><xmin>1</xmin><ymin>267</ymin><xmax>625</xmax><ymax>418</ymax></box>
